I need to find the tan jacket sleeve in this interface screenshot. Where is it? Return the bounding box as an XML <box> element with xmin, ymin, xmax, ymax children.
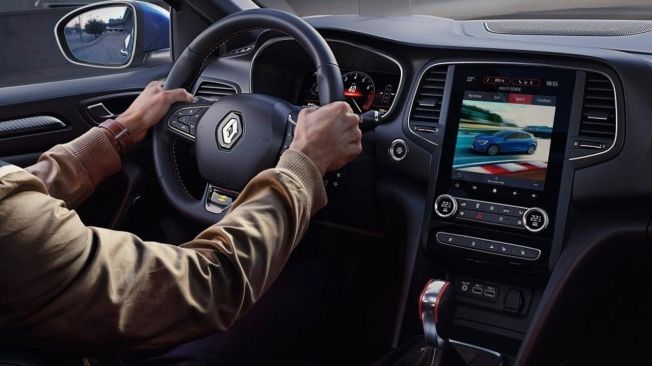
<box><xmin>24</xmin><ymin>127</ymin><xmax>121</xmax><ymax>208</ymax></box>
<box><xmin>0</xmin><ymin>149</ymin><xmax>326</xmax><ymax>351</ymax></box>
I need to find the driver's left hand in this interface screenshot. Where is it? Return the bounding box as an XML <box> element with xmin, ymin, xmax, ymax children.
<box><xmin>116</xmin><ymin>80</ymin><xmax>194</xmax><ymax>143</ymax></box>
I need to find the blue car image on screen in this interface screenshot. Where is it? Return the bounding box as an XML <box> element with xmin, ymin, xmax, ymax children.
<box><xmin>471</xmin><ymin>130</ymin><xmax>537</xmax><ymax>156</ymax></box>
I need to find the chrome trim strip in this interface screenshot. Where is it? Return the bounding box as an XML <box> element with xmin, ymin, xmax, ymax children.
<box><xmin>408</xmin><ymin>61</ymin><xmax>619</xmax><ymax>160</ymax></box>
<box><xmin>54</xmin><ymin>1</ymin><xmax>138</xmax><ymax>70</ymax></box>
<box><xmin>250</xmin><ymin>37</ymin><xmax>405</xmax><ymax>119</ymax></box>
<box><xmin>436</xmin><ymin>231</ymin><xmax>542</xmax><ymax>261</ymax></box>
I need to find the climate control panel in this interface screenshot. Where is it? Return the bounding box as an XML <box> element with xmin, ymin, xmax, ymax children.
<box><xmin>434</xmin><ymin>194</ymin><xmax>549</xmax><ymax>233</ymax></box>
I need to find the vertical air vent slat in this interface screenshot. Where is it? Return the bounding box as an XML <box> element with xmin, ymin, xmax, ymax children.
<box><xmin>578</xmin><ymin>72</ymin><xmax>616</xmax><ymax>141</ymax></box>
<box><xmin>194</xmin><ymin>81</ymin><xmax>237</xmax><ymax>100</ymax></box>
<box><xmin>409</xmin><ymin>65</ymin><xmax>448</xmax><ymax>143</ymax></box>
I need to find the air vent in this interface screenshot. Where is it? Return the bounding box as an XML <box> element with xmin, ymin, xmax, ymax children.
<box><xmin>579</xmin><ymin>73</ymin><xmax>616</xmax><ymax>140</ymax></box>
<box><xmin>570</xmin><ymin>72</ymin><xmax>617</xmax><ymax>160</ymax></box>
<box><xmin>194</xmin><ymin>81</ymin><xmax>237</xmax><ymax>100</ymax></box>
<box><xmin>409</xmin><ymin>65</ymin><xmax>448</xmax><ymax>143</ymax></box>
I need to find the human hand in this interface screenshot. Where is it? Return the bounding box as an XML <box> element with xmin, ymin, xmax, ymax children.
<box><xmin>289</xmin><ymin>102</ymin><xmax>362</xmax><ymax>176</ymax></box>
<box><xmin>115</xmin><ymin>80</ymin><xmax>194</xmax><ymax>143</ymax></box>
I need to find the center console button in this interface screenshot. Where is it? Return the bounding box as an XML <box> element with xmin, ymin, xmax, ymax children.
<box><xmin>498</xmin><ymin>206</ymin><xmax>515</xmax><ymax>216</ymax></box>
<box><xmin>513</xmin><ymin>246</ymin><xmax>541</xmax><ymax>260</ymax></box>
<box><xmin>523</xmin><ymin>207</ymin><xmax>549</xmax><ymax>233</ymax></box>
<box><xmin>389</xmin><ymin>139</ymin><xmax>408</xmax><ymax>161</ymax></box>
<box><xmin>457</xmin><ymin>199</ymin><xmax>470</xmax><ymax>209</ymax></box>
<box><xmin>497</xmin><ymin>243</ymin><xmax>512</xmax><ymax>255</ymax></box>
<box><xmin>485</xmin><ymin>242</ymin><xmax>499</xmax><ymax>252</ymax></box>
<box><xmin>461</xmin><ymin>237</ymin><xmax>486</xmax><ymax>251</ymax></box>
<box><xmin>434</xmin><ymin>194</ymin><xmax>457</xmax><ymax>218</ymax></box>
<box><xmin>436</xmin><ymin>232</ymin><xmax>460</xmax><ymax>246</ymax></box>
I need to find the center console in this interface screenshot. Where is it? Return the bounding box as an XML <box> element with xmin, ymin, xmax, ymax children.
<box><xmin>431</xmin><ymin>64</ymin><xmax>576</xmax><ymax>268</ymax></box>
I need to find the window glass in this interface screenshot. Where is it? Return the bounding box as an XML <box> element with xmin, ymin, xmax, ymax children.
<box><xmin>0</xmin><ymin>1</ymin><xmax>168</xmax><ymax>87</ymax></box>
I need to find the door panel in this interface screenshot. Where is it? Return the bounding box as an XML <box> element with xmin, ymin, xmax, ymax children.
<box><xmin>0</xmin><ymin>63</ymin><xmax>171</xmax><ymax>164</ymax></box>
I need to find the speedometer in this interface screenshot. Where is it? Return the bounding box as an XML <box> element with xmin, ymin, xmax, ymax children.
<box><xmin>342</xmin><ymin>71</ymin><xmax>375</xmax><ymax>113</ymax></box>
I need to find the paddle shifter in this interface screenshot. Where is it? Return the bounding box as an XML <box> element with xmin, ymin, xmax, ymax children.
<box><xmin>418</xmin><ymin>279</ymin><xmax>456</xmax><ymax>366</ymax></box>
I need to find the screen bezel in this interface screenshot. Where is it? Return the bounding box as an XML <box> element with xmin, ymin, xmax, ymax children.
<box><xmin>435</xmin><ymin>64</ymin><xmax>576</xmax><ymax>233</ymax></box>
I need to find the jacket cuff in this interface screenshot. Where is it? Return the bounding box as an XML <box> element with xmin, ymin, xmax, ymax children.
<box><xmin>64</xmin><ymin>127</ymin><xmax>122</xmax><ymax>186</ymax></box>
<box><xmin>277</xmin><ymin>149</ymin><xmax>327</xmax><ymax>215</ymax></box>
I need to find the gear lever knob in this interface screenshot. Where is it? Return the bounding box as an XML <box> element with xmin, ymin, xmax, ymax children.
<box><xmin>419</xmin><ymin>279</ymin><xmax>455</xmax><ymax>348</ymax></box>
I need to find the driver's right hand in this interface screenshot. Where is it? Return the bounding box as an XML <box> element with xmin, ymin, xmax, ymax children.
<box><xmin>290</xmin><ymin>102</ymin><xmax>362</xmax><ymax>176</ymax></box>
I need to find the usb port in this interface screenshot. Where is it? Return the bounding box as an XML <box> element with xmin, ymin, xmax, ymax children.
<box><xmin>484</xmin><ymin>287</ymin><xmax>497</xmax><ymax>298</ymax></box>
<box><xmin>471</xmin><ymin>286</ymin><xmax>483</xmax><ymax>295</ymax></box>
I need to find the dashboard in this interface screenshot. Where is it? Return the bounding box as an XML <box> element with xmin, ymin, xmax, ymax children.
<box><xmin>189</xmin><ymin>15</ymin><xmax>652</xmax><ymax>365</ymax></box>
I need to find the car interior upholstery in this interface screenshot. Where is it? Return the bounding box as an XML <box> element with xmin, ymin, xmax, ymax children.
<box><xmin>1</xmin><ymin>0</ymin><xmax>652</xmax><ymax>365</ymax></box>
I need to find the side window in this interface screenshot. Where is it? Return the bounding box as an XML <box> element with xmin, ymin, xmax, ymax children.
<box><xmin>0</xmin><ymin>1</ymin><xmax>168</xmax><ymax>88</ymax></box>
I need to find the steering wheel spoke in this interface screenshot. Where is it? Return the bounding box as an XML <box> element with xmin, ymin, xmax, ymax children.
<box><xmin>279</xmin><ymin>106</ymin><xmax>304</xmax><ymax>156</ymax></box>
<box><xmin>204</xmin><ymin>184</ymin><xmax>236</xmax><ymax>214</ymax></box>
<box><xmin>165</xmin><ymin>103</ymin><xmax>212</xmax><ymax>142</ymax></box>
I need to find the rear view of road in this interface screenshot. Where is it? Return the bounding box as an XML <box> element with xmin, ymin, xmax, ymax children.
<box><xmin>70</xmin><ymin>33</ymin><xmax>129</xmax><ymax>65</ymax></box>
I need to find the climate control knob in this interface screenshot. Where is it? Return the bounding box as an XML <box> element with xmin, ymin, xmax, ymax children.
<box><xmin>523</xmin><ymin>207</ymin><xmax>549</xmax><ymax>233</ymax></box>
<box><xmin>434</xmin><ymin>194</ymin><xmax>458</xmax><ymax>218</ymax></box>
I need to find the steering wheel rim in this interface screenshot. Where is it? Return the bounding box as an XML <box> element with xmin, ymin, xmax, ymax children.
<box><xmin>153</xmin><ymin>8</ymin><xmax>344</xmax><ymax>225</ymax></box>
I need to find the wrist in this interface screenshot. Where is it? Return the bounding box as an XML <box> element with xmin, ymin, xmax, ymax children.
<box><xmin>115</xmin><ymin>112</ymin><xmax>147</xmax><ymax>143</ymax></box>
<box><xmin>289</xmin><ymin>143</ymin><xmax>326</xmax><ymax>176</ymax></box>
<box><xmin>98</xmin><ymin>119</ymin><xmax>134</xmax><ymax>155</ymax></box>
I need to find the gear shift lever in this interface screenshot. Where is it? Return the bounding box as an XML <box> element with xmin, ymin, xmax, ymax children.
<box><xmin>418</xmin><ymin>279</ymin><xmax>456</xmax><ymax>366</ymax></box>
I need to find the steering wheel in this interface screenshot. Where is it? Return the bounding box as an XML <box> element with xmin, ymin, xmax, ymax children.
<box><xmin>153</xmin><ymin>8</ymin><xmax>344</xmax><ymax>225</ymax></box>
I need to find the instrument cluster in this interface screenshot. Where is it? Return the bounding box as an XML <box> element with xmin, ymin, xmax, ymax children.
<box><xmin>299</xmin><ymin>70</ymin><xmax>400</xmax><ymax>115</ymax></box>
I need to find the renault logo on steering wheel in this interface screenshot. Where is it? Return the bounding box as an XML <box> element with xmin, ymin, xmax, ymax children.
<box><xmin>216</xmin><ymin>112</ymin><xmax>243</xmax><ymax>150</ymax></box>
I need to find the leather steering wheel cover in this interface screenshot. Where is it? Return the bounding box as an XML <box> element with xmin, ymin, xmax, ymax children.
<box><xmin>154</xmin><ymin>8</ymin><xmax>344</xmax><ymax>225</ymax></box>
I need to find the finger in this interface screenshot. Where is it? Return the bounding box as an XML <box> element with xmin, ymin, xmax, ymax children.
<box><xmin>298</xmin><ymin>106</ymin><xmax>318</xmax><ymax>120</ymax></box>
<box><xmin>352</xmin><ymin>126</ymin><xmax>363</xmax><ymax>141</ymax></box>
<box><xmin>324</xmin><ymin>101</ymin><xmax>351</xmax><ymax>114</ymax></box>
<box><xmin>346</xmin><ymin>141</ymin><xmax>363</xmax><ymax>157</ymax></box>
<box><xmin>165</xmin><ymin>88</ymin><xmax>194</xmax><ymax>103</ymax></box>
<box><xmin>147</xmin><ymin>80</ymin><xmax>164</xmax><ymax>89</ymax></box>
<box><xmin>344</xmin><ymin>113</ymin><xmax>360</xmax><ymax>127</ymax></box>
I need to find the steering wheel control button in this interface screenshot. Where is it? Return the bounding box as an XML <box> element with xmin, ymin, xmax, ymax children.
<box><xmin>523</xmin><ymin>207</ymin><xmax>549</xmax><ymax>233</ymax></box>
<box><xmin>168</xmin><ymin>106</ymin><xmax>210</xmax><ymax>139</ymax></box>
<box><xmin>205</xmin><ymin>186</ymin><xmax>234</xmax><ymax>214</ymax></box>
<box><xmin>389</xmin><ymin>139</ymin><xmax>408</xmax><ymax>161</ymax></box>
<box><xmin>434</xmin><ymin>194</ymin><xmax>457</xmax><ymax>218</ymax></box>
<box><xmin>179</xmin><ymin>108</ymin><xmax>198</xmax><ymax>116</ymax></box>
<box><xmin>171</xmin><ymin>121</ymin><xmax>190</xmax><ymax>134</ymax></box>
<box><xmin>436</xmin><ymin>232</ymin><xmax>541</xmax><ymax>261</ymax></box>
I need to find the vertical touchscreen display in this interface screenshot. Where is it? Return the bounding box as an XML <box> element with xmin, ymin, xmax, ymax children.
<box><xmin>448</xmin><ymin>68</ymin><xmax>574</xmax><ymax>193</ymax></box>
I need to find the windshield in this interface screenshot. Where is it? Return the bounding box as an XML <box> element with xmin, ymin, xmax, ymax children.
<box><xmin>257</xmin><ymin>0</ymin><xmax>652</xmax><ymax>20</ymax></box>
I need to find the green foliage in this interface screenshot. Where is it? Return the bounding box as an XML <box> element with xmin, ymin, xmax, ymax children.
<box><xmin>84</xmin><ymin>18</ymin><xmax>106</xmax><ymax>36</ymax></box>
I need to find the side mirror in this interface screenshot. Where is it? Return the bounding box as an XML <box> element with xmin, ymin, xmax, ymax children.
<box><xmin>55</xmin><ymin>1</ymin><xmax>170</xmax><ymax>68</ymax></box>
